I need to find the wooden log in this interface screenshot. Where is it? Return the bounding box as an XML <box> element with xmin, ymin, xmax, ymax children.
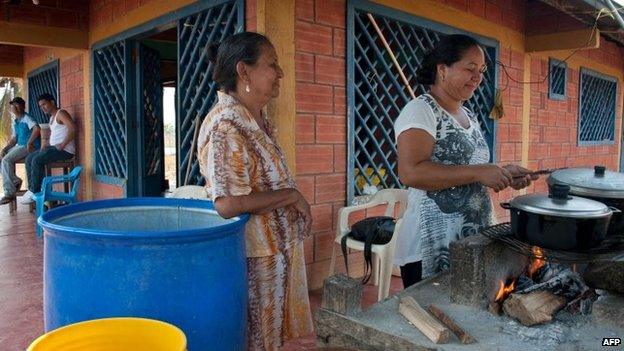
<box><xmin>488</xmin><ymin>301</ymin><xmax>502</xmax><ymax>316</ymax></box>
<box><xmin>428</xmin><ymin>304</ymin><xmax>476</xmax><ymax>344</ymax></box>
<box><xmin>321</xmin><ymin>274</ymin><xmax>363</xmax><ymax>316</ymax></box>
<box><xmin>399</xmin><ymin>296</ymin><xmax>450</xmax><ymax>344</ymax></box>
<box><xmin>502</xmin><ymin>291</ymin><xmax>566</xmax><ymax>326</ymax></box>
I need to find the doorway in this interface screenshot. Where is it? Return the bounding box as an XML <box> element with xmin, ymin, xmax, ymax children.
<box><xmin>134</xmin><ymin>28</ymin><xmax>177</xmax><ymax>196</ymax></box>
<box><xmin>91</xmin><ymin>0</ymin><xmax>243</xmax><ymax>197</ymax></box>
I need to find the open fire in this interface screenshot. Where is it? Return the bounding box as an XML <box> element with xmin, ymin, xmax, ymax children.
<box><xmin>494</xmin><ymin>279</ymin><xmax>516</xmax><ymax>303</ymax></box>
<box><xmin>494</xmin><ymin>247</ymin><xmax>545</xmax><ymax>303</ymax></box>
<box><xmin>490</xmin><ymin>246</ymin><xmax>597</xmax><ymax>326</ymax></box>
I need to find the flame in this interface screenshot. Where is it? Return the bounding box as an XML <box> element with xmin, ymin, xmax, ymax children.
<box><xmin>495</xmin><ymin>279</ymin><xmax>516</xmax><ymax>302</ymax></box>
<box><xmin>527</xmin><ymin>246</ymin><xmax>546</xmax><ymax>279</ymax></box>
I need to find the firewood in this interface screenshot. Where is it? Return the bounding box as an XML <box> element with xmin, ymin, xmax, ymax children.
<box><xmin>428</xmin><ymin>304</ymin><xmax>476</xmax><ymax>344</ymax></box>
<box><xmin>488</xmin><ymin>301</ymin><xmax>502</xmax><ymax>316</ymax></box>
<box><xmin>399</xmin><ymin>296</ymin><xmax>450</xmax><ymax>344</ymax></box>
<box><xmin>502</xmin><ymin>291</ymin><xmax>566</xmax><ymax>326</ymax></box>
<box><xmin>517</xmin><ymin>268</ymin><xmax>586</xmax><ymax>300</ymax></box>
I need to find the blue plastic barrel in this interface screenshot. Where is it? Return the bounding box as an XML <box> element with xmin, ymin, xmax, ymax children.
<box><xmin>39</xmin><ymin>197</ymin><xmax>249</xmax><ymax>351</ymax></box>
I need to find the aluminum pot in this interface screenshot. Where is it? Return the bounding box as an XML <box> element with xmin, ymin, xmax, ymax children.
<box><xmin>548</xmin><ymin>165</ymin><xmax>624</xmax><ymax>236</ymax></box>
<box><xmin>500</xmin><ymin>184</ymin><xmax>620</xmax><ymax>252</ymax></box>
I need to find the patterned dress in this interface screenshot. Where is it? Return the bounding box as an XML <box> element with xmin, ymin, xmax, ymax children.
<box><xmin>393</xmin><ymin>94</ymin><xmax>493</xmax><ymax>279</ymax></box>
<box><xmin>198</xmin><ymin>92</ymin><xmax>313</xmax><ymax>350</ymax></box>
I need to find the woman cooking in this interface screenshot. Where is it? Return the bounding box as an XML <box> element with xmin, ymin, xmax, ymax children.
<box><xmin>395</xmin><ymin>34</ymin><xmax>539</xmax><ymax>288</ymax></box>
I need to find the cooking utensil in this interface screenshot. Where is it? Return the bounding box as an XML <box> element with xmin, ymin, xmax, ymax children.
<box><xmin>500</xmin><ymin>184</ymin><xmax>620</xmax><ymax>251</ymax></box>
<box><xmin>512</xmin><ymin>168</ymin><xmax>566</xmax><ymax>179</ymax></box>
<box><xmin>548</xmin><ymin>165</ymin><xmax>624</xmax><ymax>235</ymax></box>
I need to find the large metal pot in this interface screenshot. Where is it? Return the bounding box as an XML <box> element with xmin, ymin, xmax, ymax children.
<box><xmin>500</xmin><ymin>184</ymin><xmax>619</xmax><ymax>251</ymax></box>
<box><xmin>548</xmin><ymin>165</ymin><xmax>624</xmax><ymax>236</ymax></box>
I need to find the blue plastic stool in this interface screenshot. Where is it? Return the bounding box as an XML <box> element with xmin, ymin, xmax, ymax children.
<box><xmin>34</xmin><ymin>166</ymin><xmax>82</xmax><ymax>237</ymax></box>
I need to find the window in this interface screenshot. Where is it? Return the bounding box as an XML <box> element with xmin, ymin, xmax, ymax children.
<box><xmin>27</xmin><ymin>60</ymin><xmax>59</xmax><ymax>124</ymax></box>
<box><xmin>548</xmin><ymin>58</ymin><xmax>566</xmax><ymax>100</ymax></box>
<box><xmin>578</xmin><ymin>68</ymin><xmax>617</xmax><ymax>145</ymax></box>
<box><xmin>347</xmin><ymin>1</ymin><xmax>498</xmax><ymax>202</ymax></box>
<box><xmin>93</xmin><ymin>41</ymin><xmax>128</xmax><ymax>181</ymax></box>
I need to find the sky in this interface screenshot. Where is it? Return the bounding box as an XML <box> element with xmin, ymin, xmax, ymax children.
<box><xmin>163</xmin><ymin>87</ymin><xmax>175</xmax><ymax>126</ymax></box>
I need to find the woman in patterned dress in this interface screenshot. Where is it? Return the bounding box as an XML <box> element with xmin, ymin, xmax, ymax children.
<box><xmin>198</xmin><ymin>32</ymin><xmax>313</xmax><ymax>350</ymax></box>
<box><xmin>394</xmin><ymin>34</ymin><xmax>539</xmax><ymax>288</ymax></box>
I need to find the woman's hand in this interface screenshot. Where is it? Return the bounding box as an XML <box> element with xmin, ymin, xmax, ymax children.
<box><xmin>504</xmin><ymin>164</ymin><xmax>540</xmax><ymax>190</ymax></box>
<box><xmin>475</xmin><ymin>164</ymin><xmax>513</xmax><ymax>192</ymax></box>
<box><xmin>291</xmin><ymin>191</ymin><xmax>312</xmax><ymax>233</ymax></box>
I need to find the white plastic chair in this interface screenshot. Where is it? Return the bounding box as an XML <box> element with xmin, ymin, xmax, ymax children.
<box><xmin>169</xmin><ymin>185</ymin><xmax>208</xmax><ymax>199</ymax></box>
<box><xmin>328</xmin><ymin>188</ymin><xmax>408</xmax><ymax>301</ymax></box>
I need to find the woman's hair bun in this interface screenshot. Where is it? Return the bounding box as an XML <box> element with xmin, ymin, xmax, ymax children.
<box><xmin>415</xmin><ymin>34</ymin><xmax>481</xmax><ymax>86</ymax></box>
<box><xmin>206</xmin><ymin>42</ymin><xmax>221</xmax><ymax>64</ymax></box>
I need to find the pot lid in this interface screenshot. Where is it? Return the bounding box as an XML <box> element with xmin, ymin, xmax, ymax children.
<box><xmin>509</xmin><ymin>184</ymin><xmax>612</xmax><ymax>219</ymax></box>
<box><xmin>548</xmin><ymin>165</ymin><xmax>624</xmax><ymax>198</ymax></box>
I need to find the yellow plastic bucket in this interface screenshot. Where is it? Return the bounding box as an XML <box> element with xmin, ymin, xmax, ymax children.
<box><xmin>27</xmin><ymin>317</ymin><xmax>186</xmax><ymax>351</ymax></box>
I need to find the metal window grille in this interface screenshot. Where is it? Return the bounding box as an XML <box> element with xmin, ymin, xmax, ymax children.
<box><xmin>27</xmin><ymin>61</ymin><xmax>59</xmax><ymax>123</ymax></box>
<box><xmin>578</xmin><ymin>68</ymin><xmax>617</xmax><ymax>145</ymax></box>
<box><xmin>548</xmin><ymin>58</ymin><xmax>566</xmax><ymax>100</ymax></box>
<box><xmin>177</xmin><ymin>0</ymin><xmax>242</xmax><ymax>186</ymax></box>
<box><xmin>93</xmin><ymin>41</ymin><xmax>128</xmax><ymax>179</ymax></box>
<box><xmin>140</xmin><ymin>45</ymin><xmax>163</xmax><ymax>177</ymax></box>
<box><xmin>347</xmin><ymin>1</ymin><xmax>498</xmax><ymax>201</ymax></box>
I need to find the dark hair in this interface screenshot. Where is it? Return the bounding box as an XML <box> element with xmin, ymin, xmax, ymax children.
<box><xmin>206</xmin><ymin>32</ymin><xmax>273</xmax><ymax>92</ymax></box>
<box><xmin>37</xmin><ymin>93</ymin><xmax>56</xmax><ymax>104</ymax></box>
<box><xmin>9</xmin><ymin>97</ymin><xmax>25</xmax><ymax>107</ymax></box>
<box><xmin>416</xmin><ymin>34</ymin><xmax>482</xmax><ymax>85</ymax></box>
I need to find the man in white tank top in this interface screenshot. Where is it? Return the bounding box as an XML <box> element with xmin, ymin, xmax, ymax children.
<box><xmin>21</xmin><ymin>93</ymin><xmax>76</xmax><ymax>204</ymax></box>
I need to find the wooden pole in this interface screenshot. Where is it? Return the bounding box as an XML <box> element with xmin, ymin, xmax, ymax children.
<box><xmin>366</xmin><ymin>13</ymin><xmax>416</xmax><ymax>99</ymax></box>
<box><xmin>428</xmin><ymin>304</ymin><xmax>476</xmax><ymax>344</ymax></box>
<box><xmin>184</xmin><ymin>116</ymin><xmax>201</xmax><ymax>186</ymax></box>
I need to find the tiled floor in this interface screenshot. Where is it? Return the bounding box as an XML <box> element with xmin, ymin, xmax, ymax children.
<box><xmin>0</xmin><ymin>205</ymin><xmax>44</xmax><ymax>351</ymax></box>
<box><xmin>0</xmin><ymin>204</ymin><xmax>403</xmax><ymax>350</ymax></box>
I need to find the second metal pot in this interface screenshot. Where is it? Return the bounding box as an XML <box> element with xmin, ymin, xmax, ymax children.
<box><xmin>548</xmin><ymin>166</ymin><xmax>624</xmax><ymax>236</ymax></box>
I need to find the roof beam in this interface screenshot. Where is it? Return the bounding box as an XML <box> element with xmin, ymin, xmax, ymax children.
<box><xmin>526</xmin><ymin>28</ymin><xmax>600</xmax><ymax>52</ymax></box>
<box><xmin>0</xmin><ymin>21</ymin><xmax>88</xmax><ymax>50</ymax></box>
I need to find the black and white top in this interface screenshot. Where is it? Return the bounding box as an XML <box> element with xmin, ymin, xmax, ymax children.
<box><xmin>393</xmin><ymin>94</ymin><xmax>493</xmax><ymax>278</ymax></box>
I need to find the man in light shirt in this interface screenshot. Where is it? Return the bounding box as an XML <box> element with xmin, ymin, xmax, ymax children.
<box><xmin>0</xmin><ymin>97</ymin><xmax>40</xmax><ymax>205</ymax></box>
<box><xmin>21</xmin><ymin>93</ymin><xmax>76</xmax><ymax>204</ymax></box>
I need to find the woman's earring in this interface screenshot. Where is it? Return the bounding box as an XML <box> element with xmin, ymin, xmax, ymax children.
<box><xmin>245</xmin><ymin>83</ymin><xmax>251</xmax><ymax>93</ymax></box>
<box><xmin>442</xmin><ymin>75</ymin><xmax>446</xmax><ymax>82</ymax></box>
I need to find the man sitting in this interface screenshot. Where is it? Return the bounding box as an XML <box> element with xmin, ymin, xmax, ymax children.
<box><xmin>0</xmin><ymin>97</ymin><xmax>40</xmax><ymax>204</ymax></box>
<box><xmin>21</xmin><ymin>93</ymin><xmax>76</xmax><ymax>204</ymax></box>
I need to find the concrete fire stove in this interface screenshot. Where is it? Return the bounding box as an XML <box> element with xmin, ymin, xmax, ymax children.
<box><xmin>315</xmin><ymin>233</ymin><xmax>624</xmax><ymax>350</ymax></box>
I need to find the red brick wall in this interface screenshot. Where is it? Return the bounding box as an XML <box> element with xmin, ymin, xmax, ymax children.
<box><xmin>489</xmin><ymin>46</ymin><xmax>526</xmax><ymax>221</ymax></box>
<box><xmin>526</xmin><ymin>40</ymin><xmax>623</xmax><ymax>187</ymax></box>
<box><xmin>294</xmin><ymin>0</ymin><xmax>349</xmax><ymax>289</ymax></box>
<box><xmin>445</xmin><ymin>0</ymin><xmax>525</xmax><ymax>32</ymax></box>
<box><xmin>57</xmin><ymin>55</ymin><xmax>87</xmax><ymax>198</ymax></box>
<box><xmin>22</xmin><ymin>47</ymin><xmax>47</xmax><ymax>63</ymax></box>
<box><xmin>89</xmin><ymin>0</ymin><xmax>157</xmax><ymax>30</ymax></box>
<box><xmin>0</xmin><ymin>1</ymin><xmax>88</xmax><ymax>30</ymax></box>
<box><xmin>0</xmin><ymin>44</ymin><xmax>23</xmax><ymax>65</ymax></box>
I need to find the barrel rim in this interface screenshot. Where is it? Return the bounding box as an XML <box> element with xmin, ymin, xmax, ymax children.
<box><xmin>38</xmin><ymin>197</ymin><xmax>249</xmax><ymax>241</ymax></box>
